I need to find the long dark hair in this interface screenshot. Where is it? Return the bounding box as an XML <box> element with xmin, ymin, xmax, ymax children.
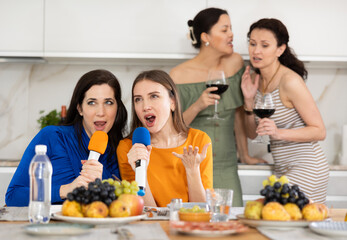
<box><xmin>64</xmin><ymin>69</ymin><xmax>128</xmax><ymax>160</ymax></box>
<box><xmin>128</xmin><ymin>70</ymin><xmax>188</xmax><ymax>138</ymax></box>
<box><xmin>248</xmin><ymin>18</ymin><xmax>307</xmax><ymax>79</ymax></box>
<box><xmin>188</xmin><ymin>7</ymin><xmax>228</xmax><ymax>49</ymax></box>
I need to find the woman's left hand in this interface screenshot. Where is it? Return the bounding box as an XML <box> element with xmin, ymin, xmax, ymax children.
<box><xmin>172</xmin><ymin>143</ymin><xmax>210</xmax><ymax>172</ymax></box>
<box><xmin>80</xmin><ymin>159</ymin><xmax>103</xmax><ymax>181</ymax></box>
<box><xmin>256</xmin><ymin>118</ymin><xmax>280</xmax><ymax>140</ymax></box>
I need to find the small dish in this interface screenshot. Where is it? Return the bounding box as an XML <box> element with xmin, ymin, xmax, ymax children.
<box><xmin>179</xmin><ymin>212</ymin><xmax>211</xmax><ymax>222</ymax></box>
<box><xmin>309</xmin><ymin>221</ymin><xmax>347</xmax><ymax>237</ymax></box>
<box><xmin>24</xmin><ymin>223</ymin><xmax>93</xmax><ymax>236</ymax></box>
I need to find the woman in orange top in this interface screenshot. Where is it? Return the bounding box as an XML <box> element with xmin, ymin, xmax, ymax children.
<box><xmin>117</xmin><ymin>70</ymin><xmax>213</xmax><ymax>207</ymax></box>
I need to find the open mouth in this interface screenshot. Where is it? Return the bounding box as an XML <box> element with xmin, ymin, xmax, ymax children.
<box><xmin>94</xmin><ymin>121</ymin><xmax>106</xmax><ymax>129</ymax></box>
<box><xmin>145</xmin><ymin>115</ymin><xmax>156</xmax><ymax>124</ymax></box>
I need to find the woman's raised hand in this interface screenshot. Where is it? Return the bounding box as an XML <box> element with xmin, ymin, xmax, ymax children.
<box><xmin>241</xmin><ymin>66</ymin><xmax>260</xmax><ymax>101</ymax></box>
<box><xmin>127</xmin><ymin>143</ymin><xmax>152</xmax><ymax>171</ymax></box>
<box><xmin>195</xmin><ymin>87</ymin><xmax>220</xmax><ymax>112</ymax></box>
<box><xmin>172</xmin><ymin>143</ymin><xmax>210</xmax><ymax>172</ymax></box>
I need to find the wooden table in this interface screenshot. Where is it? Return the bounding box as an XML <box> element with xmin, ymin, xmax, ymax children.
<box><xmin>1</xmin><ymin>208</ymin><xmax>346</xmax><ymax>240</ymax></box>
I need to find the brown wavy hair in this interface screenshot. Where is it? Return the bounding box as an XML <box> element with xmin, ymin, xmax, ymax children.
<box><xmin>248</xmin><ymin>18</ymin><xmax>307</xmax><ymax>80</ymax></box>
<box><xmin>128</xmin><ymin>70</ymin><xmax>188</xmax><ymax>138</ymax></box>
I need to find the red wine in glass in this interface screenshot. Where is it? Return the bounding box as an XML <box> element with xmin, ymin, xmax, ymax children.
<box><xmin>205</xmin><ymin>84</ymin><xmax>229</xmax><ymax>95</ymax></box>
<box><xmin>206</xmin><ymin>70</ymin><xmax>228</xmax><ymax>120</ymax></box>
<box><xmin>253</xmin><ymin>109</ymin><xmax>275</xmax><ymax>119</ymax></box>
<box><xmin>252</xmin><ymin>93</ymin><xmax>276</xmax><ymax>144</ymax></box>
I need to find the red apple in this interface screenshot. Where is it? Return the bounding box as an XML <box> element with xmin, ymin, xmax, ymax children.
<box><xmin>118</xmin><ymin>194</ymin><xmax>144</xmax><ymax>216</ymax></box>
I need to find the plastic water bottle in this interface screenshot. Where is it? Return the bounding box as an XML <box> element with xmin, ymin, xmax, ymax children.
<box><xmin>28</xmin><ymin>145</ymin><xmax>52</xmax><ymax>224</ymax></box>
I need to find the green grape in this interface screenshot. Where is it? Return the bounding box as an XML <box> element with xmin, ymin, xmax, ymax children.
<box><xmin>268</xmin><ymin>174</ymin><xmax>277</xmax><ymax>183</ymax></box>
<box><xmin>114</xmin><ymin>181</ymin><xmax>121</xmax><ymax>188</ymax></box>
<box><xmin>108</xmin><ymin>178</ymin><xmax>114</xmax><ymax>185</ymax></box>
<box><xmin>115</xmin><ymin>188</ymin><xmax>123</xmax><ymax>196</ymax></box>
<box><xmin>192</xmin><ymin>205</ymin><xmax>201</xmax><ymax>212</ymax></box>
<box><xmin>279</xmin><ymin>175</ymin><xmax>289</xmax><ymax>185</ymax></box>
<box><xmin>123</xmin><ymin>188</ymin><xmax>131</xmax><ymax>194</ymax></box>
<box><xmin>130</xmin><ymin>185</ymin><xmax>139</xmax><ymax>191</ymax></box>
<box><xmin>262</xmin><ymin>179</ymin><xmax>269</xmax><ymax>187</ymax></box>
<box><xmin>130</xmin><ymin>181</ymin><xmax>138</xmax><ymax>187</ymax></box>
<box><xmin>179</xmin><ymin>208</ymin><xmax>187</xmax><ymax>213</ymax></box>
<box><xmin>131</xmin><ymin>190</ymin><xmax>138</xmax><ymax>195</ymax></box>
<box><xmin>121</xmin><ymin>180</ymin><xmax>131</xmax><ymax>188</ymax></box>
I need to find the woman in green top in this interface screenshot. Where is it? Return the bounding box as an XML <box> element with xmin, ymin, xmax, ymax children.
<box><xmin>170</xmin><ymin>7</ymin><xmax>267</xmax><ymax>206</ymax></box>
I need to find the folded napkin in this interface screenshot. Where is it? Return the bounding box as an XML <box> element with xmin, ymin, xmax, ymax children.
<box><xmin>258</xmin><ymin>227</ymin><xmax>345</xmax><ymax>240</ymax></box>
<box><xmin>0</xmin><ymin>207</ymin><xmax>29</xmax><ymax>221</ymax></box>
<box><xmin>143</xmin><ymin>207</ymin><xmax>170</xmax><ymax>220</ymax></box>
<box><xmin>0</xmin><ymin>205</ymin><xmax>62</xmax><ymax>222</ymax></box>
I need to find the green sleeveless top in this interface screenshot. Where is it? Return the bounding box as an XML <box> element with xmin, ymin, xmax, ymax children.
<box><xmin>176</xmin><ymin>66</ymin><xmax>245</xmax><ymax>207</ymax></box>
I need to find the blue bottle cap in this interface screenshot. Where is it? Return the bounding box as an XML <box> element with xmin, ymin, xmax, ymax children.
<box><xmin>138</xmin><ymin>189</ymin><xmax>145</xmax><ymax>196</ymax></box>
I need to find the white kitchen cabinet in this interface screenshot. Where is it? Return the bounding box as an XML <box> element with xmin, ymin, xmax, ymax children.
<box><xmin>208</xmin><ymin>0</ymin><xmax>347</xmax><ymax>61</ymax></box>
<box><xmin>44</xmin><ymin>0</ymin><xmax>205</xmax><ymax>59</ymax></box>
<box><xmin>0</xmin><ymin>0</ymin><xmax>44</xmax><ymax>57</ymax></box>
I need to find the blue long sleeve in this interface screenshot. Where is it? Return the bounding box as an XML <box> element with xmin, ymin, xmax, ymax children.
<box><xmin>6</xmin><ymin>125</ymin><xmax>120</xmax><ymax>206</ymax></box>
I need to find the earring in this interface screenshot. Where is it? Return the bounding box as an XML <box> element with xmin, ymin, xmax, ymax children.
<box><xmin>205</xmin><ymin>42</ymin><xmax>209</xmax><ymax>47</ymax></box>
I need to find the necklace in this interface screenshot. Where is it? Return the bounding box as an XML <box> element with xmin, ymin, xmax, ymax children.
<box><xmin>261</xmin><ymin>63</ymin><xmax>281</xmax><ymax>95</ymax></box>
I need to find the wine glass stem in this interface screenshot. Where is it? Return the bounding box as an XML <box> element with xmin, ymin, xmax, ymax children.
<box><xmin>214</xmin><ymin>99</ymin><xmax>218</xmax><ymax>116</ymax></box>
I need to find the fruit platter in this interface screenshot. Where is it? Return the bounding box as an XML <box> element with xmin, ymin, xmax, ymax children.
<box><xmin>52</xmin><ymin>178</ymin><xmax>146</xmax><ymax>225</ymax></box>
<box><xmin>237</xmin><ymin>175</ymin><xmax>329</xmax><ymax>228</ymax></box>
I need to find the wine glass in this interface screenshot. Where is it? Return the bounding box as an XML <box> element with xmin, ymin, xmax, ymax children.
<box><xmin>252</xmin><ymin>93</ymin><xmax>276</xmax><ymax>144</ymax></box>
<box><xmin>206</xmin><ymin>70</ymin><xmax>229</xmax><ymax>120</ymax></box>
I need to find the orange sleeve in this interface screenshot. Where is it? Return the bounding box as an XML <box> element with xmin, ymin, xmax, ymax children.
<box><xmin>199</xmin><ymin>132</ymin><xmax>213</xmax><ymax>190</ymax></box>
<box><xmin>116</xmin><ymin>139</ymin><xmax>136</xmax><ymax>182</ymax></box>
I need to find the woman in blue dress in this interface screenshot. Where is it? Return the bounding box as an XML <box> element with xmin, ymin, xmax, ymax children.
<box><xmin>6</xmin><ymin>69</ymin><xmax>128</xmax><ymax>206</ymax></box>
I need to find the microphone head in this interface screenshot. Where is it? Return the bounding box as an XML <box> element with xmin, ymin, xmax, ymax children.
<box><xmin>88</xmin><ymin>131</ymin><xmax>108</xmax><ymax>154</ymax></box>
<box><xmin>132</xmin><ymin>127</ymin><xmax>151</xmax><ymax>146</ymax></box>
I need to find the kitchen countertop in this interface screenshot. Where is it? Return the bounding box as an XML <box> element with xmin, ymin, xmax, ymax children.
<box><xmin>1</xmin><ymin>159</ymin><xmax>347</xmax><ymax>170</ymax></box>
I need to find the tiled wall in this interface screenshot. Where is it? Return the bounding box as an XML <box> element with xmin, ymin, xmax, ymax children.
<box><xmin>0</xmin><ymin>62</ymin><xmax>346</xmax><ymax>164</ymax></box>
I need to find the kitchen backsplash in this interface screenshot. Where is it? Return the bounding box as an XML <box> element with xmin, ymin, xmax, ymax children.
<box><xmin>0</xmin><ymin>62</ymin><xmax>346</xmax><ymax>164</ymax></box>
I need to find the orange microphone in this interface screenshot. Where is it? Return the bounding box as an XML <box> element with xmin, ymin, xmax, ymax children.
<box><xmin>88</xmin><ymin>131</ymin><xmax>108</xmax><ymax>160</ymax></box>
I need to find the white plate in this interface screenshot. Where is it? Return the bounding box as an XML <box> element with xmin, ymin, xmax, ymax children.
<box><xmin>309</xmin><ymin>222</ymin><xmax>347</xmax><ymax>237</ymax></box>
<box><xmin>171</xmin><ymin>221</ymin><xmax>248</xmax><ymax>237</ymax></box>
<box><xmin>24</xmin><ymin>223</ymin><xmax>93</xmax><ymax>236</ymax></box>
<box><xmin>237</xmin><ymin>214</ymin><xmax>312</xmax><ymax>228</ymax></box>
<box><xmin>167</xmin><ymin>202</ymin><xmax>208</xmax><ymax>209</ymax></box>
<box><xmin>52</xmin><ymin>211</ymin><xmax>146</xmax><ymax>225</ymax></box>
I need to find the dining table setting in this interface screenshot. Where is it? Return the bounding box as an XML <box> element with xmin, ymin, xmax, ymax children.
<box><xmin>0</xmin><ymin>204</ymin><xmax>346</xmax><ymax>240</ymax></box>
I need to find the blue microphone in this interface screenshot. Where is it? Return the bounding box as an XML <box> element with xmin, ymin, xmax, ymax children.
<box><xmin>132</xmin><ymin>127</ymin><xmax>151</xmax><ymax>196</ymax></box>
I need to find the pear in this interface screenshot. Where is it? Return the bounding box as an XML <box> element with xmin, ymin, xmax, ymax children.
<box><xmin>244</xmin><ymin>201</ymin><xmax>263</xmax><ymax>220</ymax></box>
<box><xmin>302</xmin><ymin>203</ymin><xmax>327</xmax><ymax>221</ymax></box>
<box><xmin>262</xmin><ymin>202</ymin><xmax>290</xmax><ymax>221</ymax></box>
<box><xmin>109</xmin><ymin>200</ymin><xmax>131</xmax><ymax>217</ymax></box>
<box><xmin>61</xmin><ymin>200</ymin><xmax>83</xmax><ymax>217</ymax></box>
<box><xmin>84</xmin><ymin>201</ymin><xmax>109</xmax><ymax>218</ymax></box>
<box><xmin>284</xmin><ymin>203</ymin><xmax>302</xmax><ymax>220</ymax></box>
